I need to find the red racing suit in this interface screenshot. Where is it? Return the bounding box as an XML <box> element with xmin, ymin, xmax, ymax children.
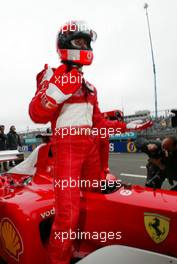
<box><xmin>98</xmin><ymin>110</ymin><xmax>124</xmax><ymax>179</ymax></box>
<box><xmin>98</xmin><ymin>136</ymin><xmax>110</xmax><ymax>178</ymax></box>
<box><xmin>29</xmin><ymin>66</ymin><xmax>126</xmax><ymax>264</ymax></box>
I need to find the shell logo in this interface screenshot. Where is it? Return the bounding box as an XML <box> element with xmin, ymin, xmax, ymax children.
<box><xmin>0</xmin><ymin>218</ymin><xmax>24</xmax><ymax>261</ymax></box>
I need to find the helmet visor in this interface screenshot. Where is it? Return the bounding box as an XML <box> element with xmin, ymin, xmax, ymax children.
<box><xmin>71</xmin><ymin>38</ymin><xmax>89</xmax><ymax>49</ymax></box>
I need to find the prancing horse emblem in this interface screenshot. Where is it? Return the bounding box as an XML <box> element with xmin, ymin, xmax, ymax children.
<box><xmin>144</xmin><ymin>213</ymin><xmax>170</xmax><ymax>244</ymax></box>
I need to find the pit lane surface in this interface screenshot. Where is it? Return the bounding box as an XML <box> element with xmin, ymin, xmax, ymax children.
<box><xmin>0</xmin><ymin>152</ymin><xmax>170</xmax><ymax>189</ymax></box>
<box><xmin>109</xmin><ymin>153</ymin><xmax>170</xmax><ymax>189</ymax></box>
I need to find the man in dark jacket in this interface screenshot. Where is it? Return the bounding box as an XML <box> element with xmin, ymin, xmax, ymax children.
<box><xmin>7</xmin><ymin>126</ymin><xmax>22</xmax><ymax>166</ymax></box>
<box><xmin>141</xmin><ymin>140</ymin><xmax>166</xmax><ymax>188</ymax></box>
<box><xmin>0</xmin><ymin>125</ymin><xmax>8</xmax><ymax>171</ymax></box>
<box><xmin>162</xmin><ymin>136</ymin><xmax>177</xmax><ymax>186</ymax></box>
<box><xmin>141</xmin><ymin>137</ymin><xmax>177</xmax><ymax>189</ymax></box>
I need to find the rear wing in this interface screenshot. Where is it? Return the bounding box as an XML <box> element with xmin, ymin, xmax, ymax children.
<box><xmin>0</xmin><ymin>150</ymin><xmax>24</xmax><ymax>163</ymax></box>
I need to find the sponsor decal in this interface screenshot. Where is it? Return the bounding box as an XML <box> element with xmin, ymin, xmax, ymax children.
<box><xmin>0</xmin><ymin>218</ymin><xmax>24</xmax><ymax>261</ymax></box>
<box><xmin>120</xmin><ymin>189</ymin><xmax>132</xmax><ymax>196</ymax></box>
<box><xmin>127</xmin><ymin>142</ymin><xmax>137</xmax><ymax>153</ymax></box>
<box><xmin>40</xmin><ymin>207</ymin><xmax>55</xmax><ymax>219</ymax></box>
<box><xmin>109</xmin><ymin>143</ymin><xmax>115</xmax><ymax>152</ymax></box>
<box><xmin>144</xmin><ymin>213</ymin><xmax>170</xmax><ymax>244</ymax></box>
<box><xmin>87</xmin><ymin>51</ymin><xmax>92</xmax><ymax>60</ymax></box>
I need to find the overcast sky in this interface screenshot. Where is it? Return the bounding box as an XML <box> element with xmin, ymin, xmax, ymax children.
<box><xmin>0</xmin><ymin>0</ymin><xmax>177</xmax><ymax>132</ymax></box>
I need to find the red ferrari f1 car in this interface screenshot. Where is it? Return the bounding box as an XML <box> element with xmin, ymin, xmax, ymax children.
<box><xmin>0</xmin><ymin>143</ymin><xmax>177</xmax><ymax>264</ymax></box>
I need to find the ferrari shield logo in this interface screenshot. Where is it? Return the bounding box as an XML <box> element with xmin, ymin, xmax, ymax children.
<box><xmin>144</xmin><ymin>213</ymin><xmax>170</xmax><ymax>244</ymax></box>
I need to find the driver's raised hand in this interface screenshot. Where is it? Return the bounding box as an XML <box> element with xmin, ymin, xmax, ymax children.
<box><xmin>45</xmin><ymin>64</ymin><xmax>82</xmax><ymax>105</ymax></box>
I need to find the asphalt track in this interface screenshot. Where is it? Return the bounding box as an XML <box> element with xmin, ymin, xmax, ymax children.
<box><xmin>109</xmin><ymin>153</ymin><xmax>171</xmax><ymax>189</ymax></box>
<box><xmin>0</xmin><ymin>152</ymin><xmax>171</xmax><ymax>189</ymax></box>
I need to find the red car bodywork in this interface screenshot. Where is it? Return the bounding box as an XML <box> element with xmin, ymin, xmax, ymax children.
<box><xmin>0</xmin><ymin>148</ymin><xmax>176</xmax><ymax>264</ymax></box>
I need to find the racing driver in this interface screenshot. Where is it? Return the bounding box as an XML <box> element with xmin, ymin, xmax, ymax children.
<box><xmin>29</xmin><ymin>21</ymin><xmax>152</xmax><ymax>264</ymax></box>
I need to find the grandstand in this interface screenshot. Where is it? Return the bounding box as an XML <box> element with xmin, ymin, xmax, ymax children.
<box><xmin>134</xmin><ymin>109</ymin><xmax>177</xmax><ymax>139</ymax></box>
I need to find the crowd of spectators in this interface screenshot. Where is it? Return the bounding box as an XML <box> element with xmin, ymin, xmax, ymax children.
<box><xmin>138</xmin><ymin>113</ymin><xmax>177</xmax><ymax>139</ymax></box>
<box><xmin>0</xmin><ymin>125</ymin><xmax>22</xmax><ymax>171</ymax></box>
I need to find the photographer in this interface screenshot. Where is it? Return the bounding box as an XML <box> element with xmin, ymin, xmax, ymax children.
<box><xmin>141</xmin><ymin>136</ymin><xmax>177</xmax><ymax>189</ymax></box>
<box><xmin>141</xmin><ymin>140</ymin><xmax>166</xmax><ymax>188</ymax></box>
<box><xmin>162</xmin><ymin>136</ymin><xmax>177</xmax><ymax>187</ymax></box>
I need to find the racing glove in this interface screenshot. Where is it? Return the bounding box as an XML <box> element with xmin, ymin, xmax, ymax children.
<box><xmin>126</xmin><ymin>120</ymin><xmax>153</xmax><ymax>131</ymax></box>
<box><xmin>45</xmin><ymin>64</ymin><xmax>82</xmax><ymax>106</ymax></box>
